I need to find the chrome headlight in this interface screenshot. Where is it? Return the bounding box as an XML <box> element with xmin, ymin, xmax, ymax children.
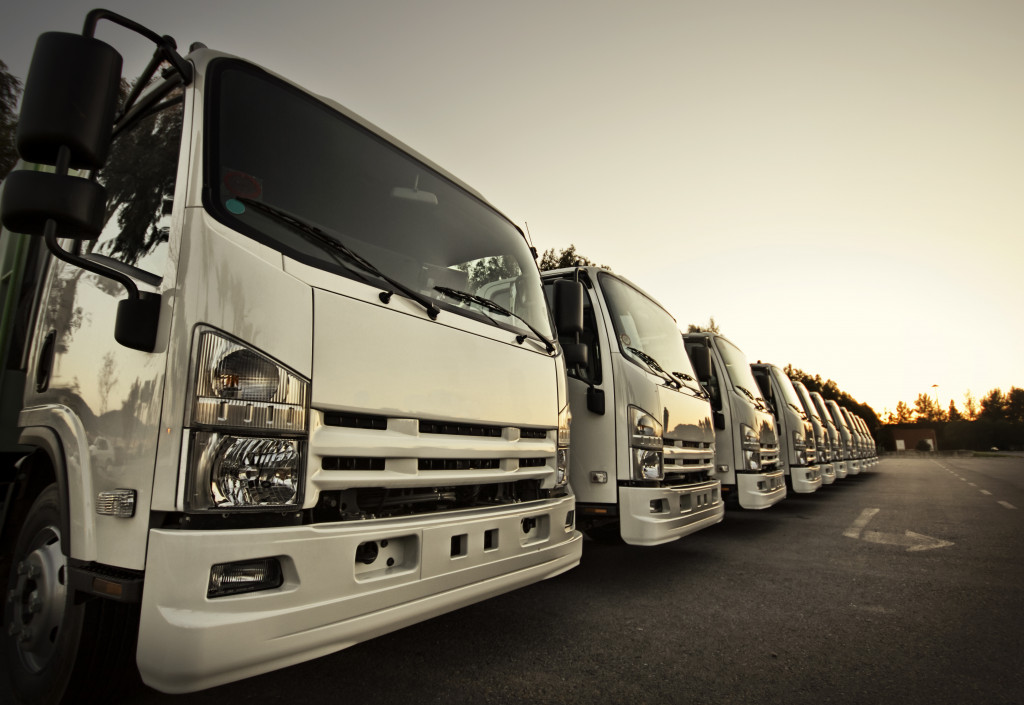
<box><xmin>629</xmin><ymin>406</ymin><xmax>663</xmax><ymax>480</ymax></box>
<box><xmin>741</xmin><ymin>424</ymin><xmax>761</xmax><ymax>471</ymax></box>
<box><xmin>556</xmin><ymin>404</ymin><xmax>571</xmax><ymax>487</ymax></box>
<box><xmin>187</xmin><ymin>330</ymin><xmax>310</xmax><ymax>512</ymax></box>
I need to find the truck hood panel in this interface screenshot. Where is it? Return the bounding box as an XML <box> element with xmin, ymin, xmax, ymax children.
<box><xmin>312</xmin><ymin>289</ymin><xmax>556</xmax><ymax>425</ymax></box>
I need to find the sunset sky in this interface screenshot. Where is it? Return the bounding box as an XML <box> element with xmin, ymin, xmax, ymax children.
<box><xmin>3</xmin><ymin>0</ymin><xmax>1021</xmax><ymax>418</ymax></box>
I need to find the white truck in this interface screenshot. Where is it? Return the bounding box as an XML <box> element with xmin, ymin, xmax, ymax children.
<box><xmin>539</xmin><ymin>267</ymin><xmax>722</xmax><ymax>545</ymax></box>
<box><xmin>825</xmin><ymin>399</ymin><xmax>860</xmax><ymax>475</ymax></box>
<box><xmin>683</xmin><ymin>333</ymin><xmax>784</xmax><ymax>509</ymax></box>
<box><xmin>750</xmin><ymin>363</ymin><xmax>821</xmax><ymax>494</ymax></box>
<box><xmin>809</xmin><ymin>391</ymin><xmax>847</xmax><ymax>479</ymax></box>
<box><xmin>0</xmin><ymin>11</ymin><xmax>581</xmax><ymax>702</ymax></box>
<box><xmin>790</xmin><ymin>379</ymin><xmax>835</xmax><ymax>485</ymax></box>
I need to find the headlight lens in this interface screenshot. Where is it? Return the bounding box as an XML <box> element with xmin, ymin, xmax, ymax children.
<box><xmin>187</xmin><ymin>330</ymin><xmax>310</xmax><ymax>511</ymax></box>
<box><xmin>628</xmin><ymin>406</ymin><xmax>663</xmax><ymax>480</ymax></box>
<box><xmin>190</xmin><ymin>433</ymin><xmax>305</xmax><ymax>510</ymax></box>
<box><xmin>193</xmin><ymin>331</ymin><xmax>309</xmax><ymax>433</ymax></box>
<box><xmin>741</xmin><ymin>424</ymin><xmax>759</xmax><ymax>451</ymax></box>
<box><xmin>556</xmin><ymin>404</ymin><xmax>571</xmax><ymax>487</ymax></box>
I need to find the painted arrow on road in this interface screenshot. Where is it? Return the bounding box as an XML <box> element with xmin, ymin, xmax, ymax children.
<box><xmin>844</xmin><ymin>508</ymin><xmax>954</xmax><ymax>552</ymax></box>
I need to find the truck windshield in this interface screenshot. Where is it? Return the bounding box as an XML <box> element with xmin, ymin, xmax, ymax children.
<box><xmin>793</xmin><ymin>383</ymin><xmax>822</xmax><ymax>424</ymax></box>
<box><xmin>775</xmin><ymin>370</ymin><xmax>807</xmax><ymax>418</ymax></box>
<box><xmin>598</xmin><ymin>273</ymin><xmax>699</xmax><ymax>389</ymax></box>
<box><xmin>714</xmin><ymin>337</ymin><xmax>764</xmax><ymax>402</ymax></box>
<box><xmin>204</xmin><ymin>59</ymin><xmax>552</xmax><ymax>339</ymax></box>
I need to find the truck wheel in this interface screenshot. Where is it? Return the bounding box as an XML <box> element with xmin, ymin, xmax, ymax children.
<box><xmin>2</xmin><ymin>484</ymin><xmax>139</xmax><ymax>705</ymax></box>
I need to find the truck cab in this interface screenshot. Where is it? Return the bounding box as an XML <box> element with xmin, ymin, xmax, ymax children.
<box><xmin>683</xmin><ymin>333</ymin><xmax>784</xmax><ymax>509</ymax></box>
<box><xmin>751</xmin><ymin>363</ymin><xmax>821</xmax><ymax>494</ymax></box>
<box><xmin>825</xmin><ymin>399</ymin><xmax>860</xmax><ymax>475</ymax></box>
<box><xmin>540</xmin><ymin>267</ymin><xmax>722</xmax><ymax>546</ymax></box>
<box><xmin>809</xmin><ymin>391</ymin><xmax>846</xmax><ymax>479</ymax></box>
<box><xmin>790</xmin><ymin>379</ymin><xmax>835</xmax><ymax>485</ymax></box>
<box><xmin>0</xmin><ymin>13</ymin><xmax>581</xmax><ymax>701</ymax></box>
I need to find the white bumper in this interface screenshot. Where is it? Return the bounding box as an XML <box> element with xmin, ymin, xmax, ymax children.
<box><xmin>736</xmin><ymin>469</ymin><xmax>786</xmax><ymax>509</ymax></box>
<box><xmin>137</xmin><ymin>496</ymin><xmax>580</xmax><ymax>693</ymax></box>
<box><xmin>618</xmin><ymin>479</ymin><xmax>724</xmax><ymax>546</ymax></box>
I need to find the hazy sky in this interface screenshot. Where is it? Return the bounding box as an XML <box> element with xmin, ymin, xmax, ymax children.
<box><xmin>3</xmin><ymin>0</ymin><xmax>1021</xmax><ymax>417</ymax></box>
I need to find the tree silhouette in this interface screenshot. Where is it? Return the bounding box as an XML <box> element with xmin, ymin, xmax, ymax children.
<box><xmin>538</xmin><ymin>244</ymin><xmax>608</xmax><ymax>271</ymax></box>
<box><xmin>914</xmin><ymin>393</ymin><xmax>946</xmax><ymax>422</ymax></box>
<box><xmin>895</xmin><ymin>401</ymin><xmax>913</xmax><ymax>424</ymax></box>
<box><xmin>687</xmin><ymin>317</ymin><xmax>721</xmax><ymax>334</ymax></box>
<box><xmin>1</xmin><ymin>59</ymin><xmax>23</xmax><ymax>179</ymax></box>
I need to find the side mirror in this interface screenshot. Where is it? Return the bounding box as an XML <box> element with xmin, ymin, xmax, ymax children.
<box><xmin>1</xmin><ymin>170</ymin><xmax>106</xmax><ymax>239</ymax></box>
<box><xmin>16</xmin><ymin>32</ymin><xmax>123</xmax><ymax>170</ymax></box>
<box><xmin>586</xmin><ymin>387</ymin><xmax>605</xmax><ymax>415</ymax></box>
<box><xmin>563</xmin><ymin>343</ymin><xmax>588</xmax><ymax>368</ymax></box>
<box><xmin>553</xmin><ymin>279</ymin><xmax>584</xmax><ymax>336</ymax></box>
<box><xmin>689</xmin><ymin>344</ymin><xmax>711</xmax><ymax>383</ymax></box>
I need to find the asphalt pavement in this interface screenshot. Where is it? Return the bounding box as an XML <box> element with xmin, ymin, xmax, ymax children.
<box><xmin>16</xmin><ymin>455</ymin><xmax>1024</xmax><ymax>705</ymax></box>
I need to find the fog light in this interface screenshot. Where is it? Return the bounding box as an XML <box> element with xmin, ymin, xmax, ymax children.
<box><xmin>208</xmin><ymin>557</ymin><xmax>283</xmax><ymax>598</ymax></box>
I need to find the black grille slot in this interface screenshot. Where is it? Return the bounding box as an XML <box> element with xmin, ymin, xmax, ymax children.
<box><xmin>419</xmin><ymin>458</ymin><xmax>500</xmax><ymax>470</ymax></box>
<box><xmin>323</xmin><ymin>412</ymin><xmax>388</xmax><ymax>430</ymax></box>
<box><xmin>323</xmin><ymin>457</ymin><xmax>386</xmax><ymax>470</ymax></box>
<box><xmin>519</xmin><ymin>428</ymin><xmax>547</xmax><ymax>439</ymax></box>
<box><xmin>518</xmin><ymin>457</ymin><xmax>547</xmax><ymax>468</ymax></box>
<box><xmin>419</xmin><ymin>420</ymin><xmax>502</xmax><ymax>437</ymax></box>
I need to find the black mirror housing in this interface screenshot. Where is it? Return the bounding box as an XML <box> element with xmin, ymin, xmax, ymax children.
<box><xmin>16</xmin><ymin>32</ymin><xmax>123</xmax><ymax>170</ymax></box>
<box><xmin>688</xmin><ymin>344</ymin><xmax>712</xmax><ymax>383</ymax></box>
<box><xmin>554</xmin><ymin>279</ymin><xmax>584</xmax><ymax>336</ymax></box>
<box><xmin>1</xmin><ymin>169</ymin><xmax>107</xmax><ymax>239</ymax></box>
<box><xmin>563</xmin><ymin>343</ymin><xmax>588</xmax><ymax>367</ymax></box>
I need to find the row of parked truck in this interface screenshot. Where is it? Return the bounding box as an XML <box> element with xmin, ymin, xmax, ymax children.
<box><xmin>0</xmin><ymin>12</ymin><xmax>875</xmax><ymax>704</ymax></box>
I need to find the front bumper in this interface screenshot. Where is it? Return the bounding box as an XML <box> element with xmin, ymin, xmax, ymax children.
<box><xmin>789</xmin><ymin>464</ymin><xmax>822</xmax><ymax>494</ymax></box>
<box><xmin>833</xmin><ymin>461</ymin><xmax>848</xmax><ymax>479</ymax></box>
<box><xmin>137</xmin><ymin>495</ymin><xmax>581</xmax><ymax>693</ymax></box>
<box><xmin>819</xmin><ymin>462</ymin><xmax>836</xmax><ymax>485</ymax></box>
<box><xmin>735</xmin><ymin>469</ymin><xmax>786</xmax><ymax>509</ymax></box>
<box><xmin>618</xmin><ymin>479</ymin><xmax>724</xmax><ymax>546</ymax></box>
<box><xmin>848</xmin><ymin>459</ymin><xmax>863</xmax><ymax>475</ymax></box>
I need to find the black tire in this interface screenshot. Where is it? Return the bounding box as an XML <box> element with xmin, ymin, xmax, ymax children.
<box><xmin>2</xmin><ymin>484</ymin><xmax>139</xmax><ymax>705</ymax></box>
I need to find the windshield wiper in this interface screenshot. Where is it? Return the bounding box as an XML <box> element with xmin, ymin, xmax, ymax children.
<box><xmin>239</xmin><ymin>198</ymin><xmax>440</xmax><ymax>320</ymax></box>
<box><xmin>433</xmin><ymin>286</ymin><xmax>555</xmax><ymax>353</ymax></box>
<box><xmin>627</xmin><ymin>347</ymin><xmax>680</xmax><ymax>388</ymax></box>
<box><xmin>672</xmin><ymin>371</ymin><xmax>709</xmax><ymax>398</ymax></box>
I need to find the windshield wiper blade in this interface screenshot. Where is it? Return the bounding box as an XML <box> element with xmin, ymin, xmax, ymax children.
<box><xmin>239</xmin><ymin>198</ymin><xmax>439</xmax><ymax>320</ymax></box>
<box><xmin>627</xmin><ymin>347</ymin><xmax>680</xmax><ymax>388</ymax></box>
<box><xmin>672</xmin><ymin>371</ymin><xmax>709</xmax><ymax>398</ymax></box>
<box><xmin>434</xmin><ymin>286</ymin><xmax>555</xmax><ymax>353</ymax></box>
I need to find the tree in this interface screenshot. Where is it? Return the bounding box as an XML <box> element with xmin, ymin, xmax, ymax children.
<box><xmin>947</xmin><ymin>400</ymin><xmax>963</xmax><ymax>422</ymax></box>
<box><xmin>979</xmin><ymin>388</ymin><xmax>1007</xmax><ymax>421</ymax></box>
<box><xmin>895</xmin><ymin>401</ymin><xmax>913</xmax><ymax>424</ymax></box>
<box><xmin>1006</xmin><ymin>387</ymin><xmax>1024</xmax><ymax>424</ymax></box>
<box><xmin>914</xmin><ymin>393</ymin><xmax>945</xmax><ymax>422</ymax></box>
<box><xmin>687</xmin><ymin>317</ymin><xmax>720</xmax><ymax>334</ymax></box>
<box><xmin>1</xmin><ymin>59</ymin><xmax>23</xmax><ymax>179</ymax></box>
<box><xmin>538</xmin><ymin>244</ymin><xmax>608</xmax><ymax>271</ymax></box>
<box><xmin>963</xmin><ymin>390</ymin><xmax>979</xmax><ymax>421</ymax></box>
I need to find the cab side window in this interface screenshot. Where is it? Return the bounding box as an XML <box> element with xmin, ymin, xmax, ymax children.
<box><xmin>87</xmin><ymin>84</ymin><xmax>184</xmax><ymax>279</ymax></box>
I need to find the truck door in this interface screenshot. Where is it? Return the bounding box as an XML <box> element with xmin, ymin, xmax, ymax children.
<box><xmin>24</xmin><ymin>82</ymin><xmax>186</xmax><ymax>569</ymax></box>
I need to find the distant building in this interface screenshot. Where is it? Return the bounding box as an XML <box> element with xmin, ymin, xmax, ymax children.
<box><xmin>891</xmin><ymin>427</ymin><xmax>939</xmax><ymax>452</ymax></box>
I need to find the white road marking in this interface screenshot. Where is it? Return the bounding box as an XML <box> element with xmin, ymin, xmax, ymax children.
<box><xmin>998</xmin><ymin>501</ymin><xmax>1017</xmax><ymax>510</ymax></box>
<box><xmin>980</xmin><ymin>490</ymin><xmax>992</xmax><ymax>495</ymax></box>
<box><xmin>968</xmin><ymin>482</ymin><xmax>977</xmax><ymax>487</ymax></box>
<box><xmin>843</xmin><ymin>508</ymin><xmax>954</xmax><ymax>551</ymax></box>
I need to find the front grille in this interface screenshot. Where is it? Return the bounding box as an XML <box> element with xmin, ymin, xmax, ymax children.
<box><xmin>518</xmin><ymin>457</ymin><xmax>547</xmax><ymax>468</ymax></box>
<box><xmin>420</xmin><ymin>420</ymin><xmax>502</xmax><ymax>437</ymax></box>
<box><xmin>418</xmin><ymin>458</ymin><xmax>501</xmax><ymax>471</ymax></box>
<box><xmin>323</xmin><ymin>412</ymin><xmax>388</xmax><ymax>430</ymax></box>
<box><xmin>323</xmin><ymin>457</ymin><xmax>386</xmax><ymax>470</ymax></box>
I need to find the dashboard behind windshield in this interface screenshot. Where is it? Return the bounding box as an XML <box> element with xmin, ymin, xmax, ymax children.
<box><xmin>203</xmin><ymin>59</ymin><xmax>551</xmax><ymax>338</ymax></box>
<box><xmin>598</xmin><ymin>273</ymin><xmax>698</xmax><ymax>387</ymax></box>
